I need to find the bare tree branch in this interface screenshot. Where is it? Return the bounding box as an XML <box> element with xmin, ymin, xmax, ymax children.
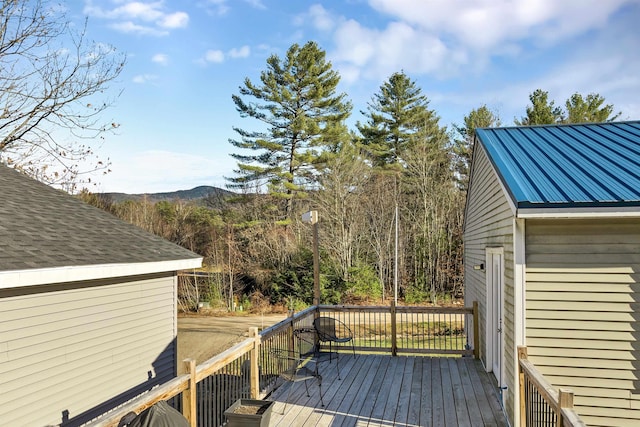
<box><xmin>0</xmin><ymin>0</ymin><xmax>125</xmax><ymax>191</ymax></box>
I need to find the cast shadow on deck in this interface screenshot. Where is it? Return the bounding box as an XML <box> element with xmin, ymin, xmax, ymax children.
<box><xmin>268</xmin><ymin>354</ymin><xmax>507</xmax><ymax>427</ymax></box>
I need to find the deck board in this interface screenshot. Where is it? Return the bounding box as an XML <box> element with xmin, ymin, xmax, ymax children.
<box><xmin>268</xmin><ymin>354</ymin><xmax>507</xmax><ymax>427</ymax></box>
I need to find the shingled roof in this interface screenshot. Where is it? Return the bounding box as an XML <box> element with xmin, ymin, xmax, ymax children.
<box><xmin>475</xmin><ymin>121</ymin><xmax>640</xmax><ymax>216</ymax></box>
<box><xmin>0</xmin><ymin>165</ymin><xmax>201</xmax><ymax>286</ymax></box>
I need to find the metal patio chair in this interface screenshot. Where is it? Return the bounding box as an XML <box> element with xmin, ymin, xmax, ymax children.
<box><xmin>271</xmin><ymin>348</ymin><xmax>324</xmax><ymax>414</ymax></box>
<box><xmin>313</xmin><ymin>316</ymin><xmax>355</xmax><ymax>379</ymax></box>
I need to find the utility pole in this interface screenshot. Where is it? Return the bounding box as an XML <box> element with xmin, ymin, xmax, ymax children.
<box><xmin>394</xmin><ymin>203</ymin><xmax>398</xmax><ymax>306</ymax></box>
<box><xmin>302</xmin><ymin>211</ymin><xmax>320</xmax><ymax>306</ymax></box>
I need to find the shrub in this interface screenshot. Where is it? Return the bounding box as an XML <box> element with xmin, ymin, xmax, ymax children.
<box><xmin>345</xmin><ymin>264</ymin><xmax>382</xmax><ymax>303</ymax></box>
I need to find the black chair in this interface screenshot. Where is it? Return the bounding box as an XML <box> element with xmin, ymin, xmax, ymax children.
<box><xmin>271</xmin><ymin>349</ymin><xmax>323</xmax><ymax>414</ymax></box>
<box><xmin>313</xmin><ymin>317</ymin><xmax>355</xmax><ymax>379</ymax></box>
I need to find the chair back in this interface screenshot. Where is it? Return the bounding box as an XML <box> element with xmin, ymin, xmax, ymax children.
<box><xmin>314</xmin><ymin>317</ymin><xmax>337</xmax><ymax>341</ymax></box>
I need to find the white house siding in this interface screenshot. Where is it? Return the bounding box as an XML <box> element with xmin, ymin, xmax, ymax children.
<box><xmin>525</xmin><ymin>218</ymin><xmax>640</xmax><ymax>427</ymax></box>
<box><xmin>464</xmin><ymin>144</ymin><xmax>516</xmax><ymax>423</ymax></box>
<box><xmin>0</xmin><ymin>272</ymin><xmax>178</xmax><ymax>427</ymax></box>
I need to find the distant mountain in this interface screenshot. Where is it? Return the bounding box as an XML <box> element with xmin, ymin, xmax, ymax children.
<box><xmin>102</xmin><ymin>185</ymin><xmax>234</xmax><ymax>204</ymax></box>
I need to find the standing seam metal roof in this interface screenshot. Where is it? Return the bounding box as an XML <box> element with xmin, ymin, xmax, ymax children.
<box><xmin>475</xmin><ymin>121</ymin><xmax>640</xmax><ymax>209</ymax></box>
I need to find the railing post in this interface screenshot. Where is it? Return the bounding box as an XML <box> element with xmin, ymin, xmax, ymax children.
<box><xmin>390</xmin><ymin>300</ymin><xmax>397</xmax><ymax>357</ymax></box>
<box><xmin>182</xmin><ymin>358</ymin><xmax>197</xmax><ymax>427</ymax></box>
<box><xmin>518</xmin><ymin>346</ymin><xmax>528</xmax><ymax>427</ymax></box>
<box><xmin>249</xmin><ymin>327</ymin><xmax>260</xmax><ymax>399</ymax></box>
<box><xmin>288</xmin><ymin>310</ymin><xmax>296</xmax><ymax>355</ymax></box>
<box><xmin>473</xmin><ymin>301</ymin><xmax>479</xmax><ymax>359</ymax></box>
<box><xmin>557</xmin><ymin>388</ymin><xmax>574</xmax><ymax>427</ymax></box>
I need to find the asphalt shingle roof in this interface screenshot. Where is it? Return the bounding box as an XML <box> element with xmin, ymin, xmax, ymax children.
<box><xmin>476</xmin><ymin>121</ymin><xmax>640</xmax><ymax>209</ymax></box>
<box><xmin>0</xmin><ymin>165</ymin><xmax>201</xmax><ymax>272</ymax></box>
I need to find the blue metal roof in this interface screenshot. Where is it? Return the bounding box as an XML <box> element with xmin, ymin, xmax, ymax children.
<box><xmin>475</xmin><ymin>121</ymin><xmax>640</xmax><ymax>209</ymax></box>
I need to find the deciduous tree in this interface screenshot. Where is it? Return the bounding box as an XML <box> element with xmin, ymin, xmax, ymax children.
<box><xmin>313</xmin><ymin>139</ymin><xmax>370</xmax><ymax>283</ymax></box>
<box><xmin>0</xmin><ymin>0</ymin><xmax>125</xmax><ymax>190</ymax></box>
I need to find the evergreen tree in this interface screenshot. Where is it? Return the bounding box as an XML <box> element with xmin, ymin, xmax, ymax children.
<box><xmin>516</xmin><ymin>89</ymin><xmax>621</xmax><ymax>126</ymax></box>
<box><xmin>227</xmin><ymin>41</ymin><xmax>351</xmax><ymax>220</ymax></box>
<box><xmin>357</xmin><ymin>71</ymin><xmax>439</xmax><ymax>167</ymax></box>
<box><xmin>452</xmin><ymin>105</ymin><xmax>501</xmax><ymax>191</ymax></box>
<box><xmin>515</xmin><ymin>89</ymin><xmax>564</xmax><ymax>125</ymax></box>
<box><xmin>564</xmin><ymin>92</ymin><xmax>621</xmax><ymax>123</ymax></box>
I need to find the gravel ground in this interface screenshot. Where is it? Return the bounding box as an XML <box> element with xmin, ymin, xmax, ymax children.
<box><xmin>177</xmin><ymin>313</ymin><xmax>287</xmax><ymax>365</ymax></box>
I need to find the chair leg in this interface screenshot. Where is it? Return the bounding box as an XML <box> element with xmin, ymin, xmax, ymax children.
<box><xmin>318</xmin><ymin>377</ymin><xmax>324</xmax><ymax>407</ymax></box>
<box><xmin>282</xmin><ymin>381</ymin><xmax>294</xmax><ymax>415</ymax></box>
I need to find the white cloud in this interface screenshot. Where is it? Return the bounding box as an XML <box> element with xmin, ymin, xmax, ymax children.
<box><xmin>205</xmin><ymin>49</ymin><xmax>225</xmax><ymax>63</ymax></box>
<box><xmin>110</xmin><ymin>21</ymin><xmax>167</xmax><ymax>36</ymax></box>
<box><xmin>84</xmin><ymin>1</ymin><xmax>189</xmax><ymax>36</ymax></box>
<box><xmin>245</xmin><ymin>0</ymin><xmax>267</xmax><ymax>10</ymax></box>
<box><xmin>332</xmin><ymin>19</ymin><xmax>453</xmax><ymax>83</ymax></box>
<box><xmin>132</xmin><ymin>74</ymin><xmax>158</xmax><ymax>84</ymax></box>
<box><xmin>368</xmin><ymin>0</ymin><xmax>633</xmax><ymax>49</ymax></box>
<box><xmin>202</xmin><ymin>46</ymin><xmax>251</xmax><ymax>64</ymax></box>
<box><xmin>308</xmin><ymin>4</ymin><xmax>336</xmax><ymax>31</ymax></box>
<box><xmin>298</xmin><ymin>1</ymin><xmax>637</xmax><ymax>85</ymax></box>
<box><xmin>158</xmin><ymin>11</ymin><xmax>189</xmax><ymax>29</ymax></box>
<box><xmin>152</xmin><ymin>53</ymin><xmax>169</xmax><ymax>65</ymax></box>
<box><xmin>203</xmin><ymin>0</ymin><xmax>230</xmax><ymax>16</ymax></box>
<box><xmin>228</xmin><ymin>45</ymin><xmax>250</xmax><ymax>58</ymax></box>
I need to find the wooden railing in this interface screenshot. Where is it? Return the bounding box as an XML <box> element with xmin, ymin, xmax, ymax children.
<box><xmin>87</xmin><ymin>303</ymin><xmax>478</xmax><ymax>427</ymax></box>
<box><xmin>258</xmin><ymin>306</ymin><xmax>316</xmax><ymax>396</ymax></box>
<box><xmin>319</xmin><ymin>301</ymin><xmax>478</xmax><ymax>357</ymax></box>
<box><xmin>518</xmin><ymin>346</ymin><xmax>586</xmax><ymax>427</ymax></box>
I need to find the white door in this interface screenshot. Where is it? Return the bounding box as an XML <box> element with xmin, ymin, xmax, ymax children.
<box><xmin>486</xmin><ymin>248</ymin><xmax>504</xmax><ymax>386</ymax></box>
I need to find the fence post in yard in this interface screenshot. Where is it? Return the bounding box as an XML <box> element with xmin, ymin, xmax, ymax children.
<box><xmin>390</xmin><ymin>300</ymin><xmax>397</xmax><ymax>357</ymax></box>
<box><xmin>517</xmin><ymin>346</ymin><xmax>527</xmax><ymax>427</ymax></box>
<box><xmin>557</xmin><ymin>388</ymin><xmax>574</xmax><ymax>427</ymax></box>
<box><xmin>250</xmin><ymin>327</ymin><xmax>260</xmax><ymax>399</ymax></box>
<box><xmin>182</xmin><ymin>358</ymin><xmax>197</xmax><ymax>427</ymax></box>
<box><xmin>473</xmin><ymin>301</ymin><xmax>479</xmax><ymax>359</ymax></box>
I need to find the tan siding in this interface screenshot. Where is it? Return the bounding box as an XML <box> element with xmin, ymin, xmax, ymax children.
<box><xmin>464</xmin><ymin>144</ymin><xmax>515</xmax><ymax>423</ymax></box>
<box><xmin>0</xmin><ymin>273</ymin><xmax>178</xmax><ymax>427</ymax></box>
<box><xmin>526</xmin><ymin>218</ymin><xmax>640</xmax><ymax>427</ymax></box>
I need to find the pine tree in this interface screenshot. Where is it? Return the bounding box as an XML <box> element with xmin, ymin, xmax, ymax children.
<box><xmin>227</xmin><ymin>41</ymin><xmax>351</xmax><ymax>220</ymax></box>
<box><xmin>515</xmin><ymin>89</ymin><xmax>564</xmax><ymax>125</ymax></box>
<box><xmin>357</xmin><ymin>71</ymin><xmax>440</xmax><ymax>167</ymax></box>
<box><xmin>452</xmin><ymin>105</ymin><xmax>501</xmax><ymax>191</ymax></box>
<box><xmin>565</xmin><ymin>92</ymin><xmax>621</xmax><ymax>123</ymax></box>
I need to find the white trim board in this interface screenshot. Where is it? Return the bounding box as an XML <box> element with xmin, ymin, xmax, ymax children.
<box><xmin>517</xmin><ymin>206</ymin><xmax>640</xmax><ymax>218</ymax></box>
<box><xmin>0</xmin><ymin>258</ymin><xmax>203</xmax><ymax>288</ymax></box>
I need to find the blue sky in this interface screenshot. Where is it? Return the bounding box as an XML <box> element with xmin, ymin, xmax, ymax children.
<box><xmin>73</xmin><ymin>0</ymin><xmax>640</xmax><ymax>193</ymax></box>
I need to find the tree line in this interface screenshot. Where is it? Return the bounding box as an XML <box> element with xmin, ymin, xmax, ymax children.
<box><xmin>80</xmin><ymin>41</ymin><xmax>618</xmax><ymax>309</ymax></box>
<box><xmin>0</xmin><ymin>3</ymin><xmax>623</xmax><ymax>308</ymax></box>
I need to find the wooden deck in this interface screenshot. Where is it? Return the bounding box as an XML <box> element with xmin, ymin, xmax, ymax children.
<box><xmin>267</xmin><ymin>354</ymin><xmax>507</xmax><ymax>427</ymax></box>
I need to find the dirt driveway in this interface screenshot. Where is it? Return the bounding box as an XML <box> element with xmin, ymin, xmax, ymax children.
<box><xmin>177</xmin><ymin>313</ymin><xmax>287</xmax><ymax>365</ymax></box>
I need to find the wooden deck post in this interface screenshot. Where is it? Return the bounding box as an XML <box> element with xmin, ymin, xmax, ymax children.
<box><xmin>557</xmin><ymin>388</ymin><xmax>574</xmax><ymax>427</ymax></box>
<box><xmin>288</xmin><ymin>310</ymin><xmax>296</xmax><ymax>356</ymax></box>
<box><xmin>312</xmin><ymin>219</ymin><xmax>320</xmax><ymax>306</ymax></box>
<box><xmin>390</xmin><ymin>301</ymin><xmax>397</xmax><ymax>357</ymax></box>
<box><xmin>249</xmin><ymin>327</ymin><xmax>260</xmax><ymax>399</ymax></box>
<box><xmin>473</xmin><ymin>301</ymin><xmax>479</xmax><ymax>359</ymax></box>
<box><xmin>182</xmin><ymin>358</ymin><xmax>197</xmax><ymax>427</ymax></box>
<box><xmin>517</xmin><ymin>346</ymin><xmax>527</xmax><ymax>427</ymax></box>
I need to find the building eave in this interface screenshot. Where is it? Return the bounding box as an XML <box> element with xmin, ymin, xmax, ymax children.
<box><xmin>0</xmin><ymin>258</ymin><xmax>203</xmax><ymax>289</ymax></box>
<box><xmin>516</xmin><ymin>206</ymin><xmax>640</xmax><ymax>219</ymax></box>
